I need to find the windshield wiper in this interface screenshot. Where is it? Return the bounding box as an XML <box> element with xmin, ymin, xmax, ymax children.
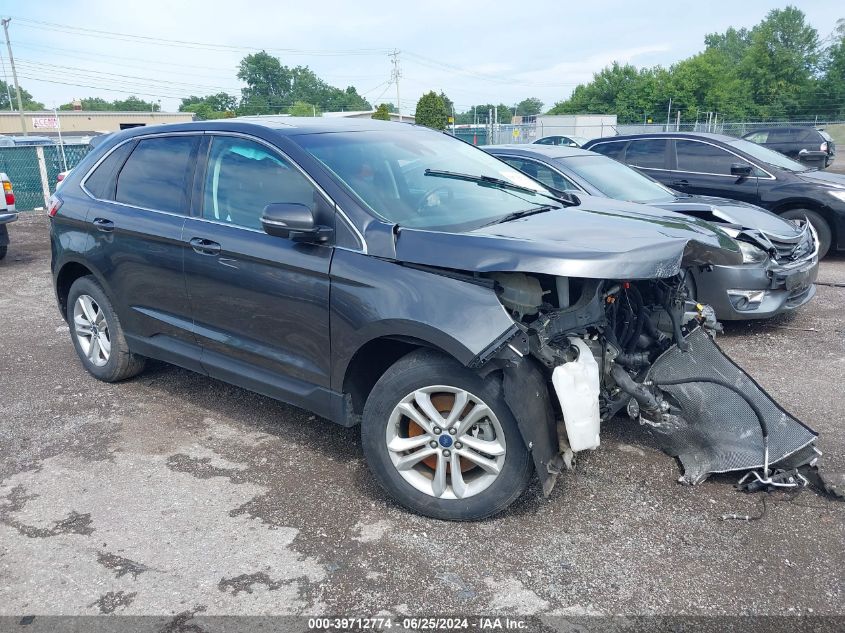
<box><xmin>480</xmin><ymin>205</ymin><xmax>556</xmax><ymax>227</ymax></box>
<box><xmin>424</xmin><ymin>169</ymin><xmax>578</xmax><ymax>206</ymax></box>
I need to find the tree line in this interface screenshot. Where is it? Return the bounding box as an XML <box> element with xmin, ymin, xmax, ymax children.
<box><xmin>550</xmin><ymin>7</ymin><xmax>845</xmax><ymax>123</ymax></box>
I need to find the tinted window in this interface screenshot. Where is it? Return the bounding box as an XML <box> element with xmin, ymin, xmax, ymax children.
<box><xmin>768</xmin><ymin>129</ymin><xmax>797</xmax><ymax>143</ymax></box>
<box><xmin>84</xmin><ymin>142</ymin><xmax>134</xmax><ymax>200</ymax></box>
<box><xmin>500</xmin><ymin>157</ymin><xmax>578</xmax><ymax>191</ymax></box>
<box><xmin>203</xmin><ymin>136</ymin><xmax>320</xmax><ymax>230</ymax></box>
<box><xmin>589</xmin><ymin>141</ymin><xmax>625</xmax><ymax>160</ymax></box>
<box><xmin>116</xmin><ymin>136</ymin><xmax>198</xmax><ymax>213</ymax></box>
<box><xmin>744</xmin><ymin>131</ymin><xmax>769</xmax><ymax>144</ymax></box>
<box><xmin>624</xmin><ymin>139</ymin><xmax>666</xmax><ymax>168</ymax></box>
<box><xmin>675</xmin><ymin>140</ymin><xmax>750</xmax><ymax>175</ymax></box>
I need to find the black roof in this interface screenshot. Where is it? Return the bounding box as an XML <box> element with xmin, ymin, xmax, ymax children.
<box><xmin>99</xmin><ymin>116</ymin><xmax>417</xmax><ymax>145</ymax></box>
<box><xmin>485</xmin><ymin>144</ymin><xmax>595</xmax><ymax>159</ymax></box>
<box><xmin>587</xmin><ymin>131</ymin><xmax>737</xmax><ymax>143</ymax></box>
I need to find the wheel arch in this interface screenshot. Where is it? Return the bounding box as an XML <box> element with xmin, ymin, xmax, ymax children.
<box><xmin>340</xmin><ymin>331</ymin><xmax>468</xmax><ymax>419</ymax></box>
<box><xmin>55</xmin><ymin>259</ymin><xmax>109</xmax><ymax>321</ymax></box>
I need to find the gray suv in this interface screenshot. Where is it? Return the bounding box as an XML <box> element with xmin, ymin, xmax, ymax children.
<box><xmin>48</xmin><ymin>118</ymin><xmax>819</xmax><ymax>519</ymax></box>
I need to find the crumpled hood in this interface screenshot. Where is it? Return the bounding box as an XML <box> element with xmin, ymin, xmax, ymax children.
<box><xmin>393</xmin><ymin>194</ymin><xmax>742</xmax><ymax>279</ymax></box>
<box><xmin>651</xmin><ymin>195</ymin><xmax>800</xmax><ymax>237</ymax></box>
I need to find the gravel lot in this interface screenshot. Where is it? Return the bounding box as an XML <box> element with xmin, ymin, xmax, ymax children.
<box><xmin>1</xmin><ymin>214</ymin><xmax>843</xmax><ymax>622</ymax></box>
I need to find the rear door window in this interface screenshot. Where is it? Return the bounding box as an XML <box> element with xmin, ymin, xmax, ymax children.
<box><xmin>675</xmin><ymin>140</ymin><xmax>751</xmax><ymax>175</ymax></box>
<box><xmin>202</xmin><ymin>136</ymin><xmax>321</xmax><ymax>230</ymax></box>
<box><xmin>84</xmin><ymin>142</ymin><xmax>135</xmax><ymax>200</ymax></box>
<box><xmin>624</xmin><ymin>139</ymin><xmax>667</xmax><ymax>169</ymax></box>
<box><xmin>115</xmin><ymin>136</ymin><xmax>199</xmax><ymax>213</ymax></box>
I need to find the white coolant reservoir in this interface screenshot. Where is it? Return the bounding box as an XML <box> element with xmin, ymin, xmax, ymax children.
<box><xmin>552</xmin><ymin>337</ymin><xmax>601</xmax><ymax>452</ymax></box>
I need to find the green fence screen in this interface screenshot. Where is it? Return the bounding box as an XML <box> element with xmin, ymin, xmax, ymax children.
<box><xmin>0</xmin><ymin>144</ymin><xmax>91</xmax><ymax>211</ymax></box>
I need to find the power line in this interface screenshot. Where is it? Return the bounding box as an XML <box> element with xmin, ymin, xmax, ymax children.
<box><xmin>389</xmin><ymin>49</ymin><xmax>401</xmax><ymax>121</ymax></box>
<box><xmin>9</xmin><ymin>16</ymin><xmax>391</xmax><ymax>56</ymax></box>
<box><xmin>15</xmin><ymin>59</ymin><xmax>241</xmax><ymax>93</ymax></box>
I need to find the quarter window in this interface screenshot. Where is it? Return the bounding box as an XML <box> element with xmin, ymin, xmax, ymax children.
<box><xmin>675</xmin><ymin>140</ymin><xmax>750</xmax><ymax>175</ymax></box>
<box><xmin>203</xmin><ymin>136</ymin><xmax>320</xmax><ymax>230</ymax></box>
<box><xmin>624</xmin><ymin>139</ymin><xmax>666</xmax><ymax>169</ymax></box>
<box><xmin>115</xmin><ymin>136</ymin><xmax>198</xmax><ymax>213</ymax></box>
<box><xmin>84</xmin><ymin>142</ymin><xmax>135</xmax><ymax>200</ymax></box>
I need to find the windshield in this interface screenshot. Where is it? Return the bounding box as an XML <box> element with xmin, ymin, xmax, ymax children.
<box><xmin>558</xmin><ymin>154</ymin><xmax>677</xmax><ymax>203</ymax></box>
<box><xmin>725</xmin><ymin>138</ymin><xmax>809</xmax><ymax>172</ymax></box>
<box><xmin>295</xmin><ymin>128</ymin><xmax>563</xmax><ymax>231</ymax></box>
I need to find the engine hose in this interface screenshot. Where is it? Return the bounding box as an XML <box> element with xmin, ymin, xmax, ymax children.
<box><xmin>653</xmin><ymin>377</ymin><xmax>768</xmax><ymax>440</ymax></box>
<box><xmin>625</xmin><ymin>290</ymin><xmax>646</xmax><ymax>354</ymax></box>
<box><xmin>664</xmin><ymin>300</ymin><xmax>689</xmax><ymax>352</ymax></box>
<box><xmin>610</xmin><ymin>364</ymin><xmax>661</xmax><ymax>416</ymax></box>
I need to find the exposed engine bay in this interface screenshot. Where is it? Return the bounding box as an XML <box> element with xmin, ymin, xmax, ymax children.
<box><xmin>486</xmin><ymin>271</ymin><xmax>820</xmax><ymax>493</ymax></box>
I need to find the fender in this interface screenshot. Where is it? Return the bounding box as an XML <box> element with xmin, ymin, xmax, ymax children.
<box><xmin>329</xmin><ymin>248</ymin><xmax>517</xmax><ymax>391</ymax></box>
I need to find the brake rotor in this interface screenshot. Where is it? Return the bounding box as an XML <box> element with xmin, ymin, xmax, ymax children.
<box><xmin>406</xmin><ymin>392</ymin><xmax>476</xmax><ymax>473</ymax></box>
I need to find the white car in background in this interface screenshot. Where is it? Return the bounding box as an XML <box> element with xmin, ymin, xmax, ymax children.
<box><xmin>0</xmin><ymin>172</ymin><xmax>17</xmax><ymax>260</ymax></box>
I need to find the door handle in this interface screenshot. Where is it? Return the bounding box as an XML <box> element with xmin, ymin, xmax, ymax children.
<box><xmin>670</xmin><ymin>179</ymin><xmax>689</xmax><ymax>187</ymax></box>
<box><xmin>92</xmin><ymin>217</ymin><xmax>114</xmax><ymax>232</ymax></box>
<box><xmin>189</xmin><ymin>237</ymin><xmax>221</xmax><ymax>256</ymax></box>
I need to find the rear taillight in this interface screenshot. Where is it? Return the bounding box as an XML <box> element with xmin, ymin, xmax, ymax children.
<box><xmin>56</xmin><ymin>173</ymin><xmax>65</xmax><ymax>182</ymax></box>
<box><xmin>48</xmin><ymin>194</ymin><xmax>63</xmax><ymax>217</ymax></box>
<box><xmin>2</xmin><ymin>180</ymin><xmax>13</xmax><ymax>206</ymax></box>
<box><xmin>821</xmin><ymin>142</ymin><xmax>828</xmax><ymax>152</ymax></box>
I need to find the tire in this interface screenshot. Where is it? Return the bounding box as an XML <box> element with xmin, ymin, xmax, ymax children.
<box><xmin>0</xmin><ymin>244</ymin><xmax>6</xmax><ymax>261</ymax></box>
<box><xmin>67</xmin><ymin>276</ymin><xmax>146</xmax><ymax>382</ymax></box>
<box><xmin>780</xmin><ymin>208</ymin><xmax>832</xmax><ymax>258</ymax></box>
<box><xmin>0</xmin><ymin>225</ymin><xmax>7</xmax><ymax>261</ymax></box>
<box><xmin>361</xmin><ymin>349</ymin><xmax>533</xmax><ymax>520</ymax></box>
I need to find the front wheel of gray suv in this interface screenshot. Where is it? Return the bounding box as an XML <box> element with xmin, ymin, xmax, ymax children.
<box><xmin>67</xmin><ymin>276</ymin><xmax>146</xmax><ymax>382</ymax></box>
<box><xmin>361</xmin><ymin>349</ymin><xmax>532</xmax><ymax>520</ymax></box>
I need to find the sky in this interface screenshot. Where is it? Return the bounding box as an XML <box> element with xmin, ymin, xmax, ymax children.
<box><xmin>2</xmin><ymin>0</ymin><xmax>843</xmax><ymax>114</ymax></box>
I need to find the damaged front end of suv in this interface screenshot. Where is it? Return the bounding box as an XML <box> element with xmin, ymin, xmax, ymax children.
<box><xmin>390</xmin><ymin>199</ymin><xmax>820</xmax><ymax>501</ymax></box>
<box><xmin>482</xmin><ymin>268</ymin><xmax>819</xmax><ymax>496</ymax></box>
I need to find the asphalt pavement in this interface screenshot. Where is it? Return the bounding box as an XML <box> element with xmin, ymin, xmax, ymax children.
<box><xmin>1</xmin><ymin>214</ymin><xmax>843</xmax><ymax>623</ymax></box>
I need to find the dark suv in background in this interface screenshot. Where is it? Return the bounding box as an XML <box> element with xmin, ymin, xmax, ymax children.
<box><xmin>742</xmin><ymin>127</ymin><xmax>835</xmax><ymax>170</ymax></box>
<box><xmin>583</xmin><ymin>132</ymin><xmax>845</xmax><ymax>257</ymax></box>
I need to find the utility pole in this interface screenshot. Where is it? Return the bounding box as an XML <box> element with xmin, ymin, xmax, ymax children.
<box><xmin>389</xmin><ymin>49</ymin><xmax>402</xmax><ymax>122</ymax></box>
<box><xmin>0</xmin><ymin>48</ymin><xmax>12</xmax><ymax>112</ymax></box>
<box><xmin>665</xmin><ymin>97</ymin><xmax>672</xmax><ymax>131</ymax></box>
<box><xmin>1</xmin><ymin>18</ymin><xmax>26</xmax><ymax>135</ymax></box>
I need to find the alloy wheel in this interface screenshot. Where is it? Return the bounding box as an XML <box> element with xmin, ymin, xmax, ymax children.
<box><xmin>385</xmin><ymin>386</ymin><xmax>507</xmax><ymax>500</ymax></box>
<box><xmin>73</xmin><ymin>294</ymin><xmax>111</xmax><ymax>367</ymax></box>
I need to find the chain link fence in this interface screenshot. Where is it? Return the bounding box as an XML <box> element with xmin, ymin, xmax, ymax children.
<box><xmin>0</xmin><ymin>144</ymin><xmax>91</xmax><ymax>211</ymax></box>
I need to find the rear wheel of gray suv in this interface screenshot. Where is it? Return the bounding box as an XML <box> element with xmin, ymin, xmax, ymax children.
<box><xmin>67</xmin><ymin>276</ymin><xmax>146</xmax><ymax>382</ymax></box>
<box><xmin>361</xmin><ymin>349</ymin><xmax>532</xmax><ymax>520</ymax></box>
<box><xmin>780</xmin><ymin>208</ymin><xmax>831</xmax><ymax>258</ymax></box>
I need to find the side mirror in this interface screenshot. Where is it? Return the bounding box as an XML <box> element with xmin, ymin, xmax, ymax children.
<box><xmin>260</xmin><ymin>203</ymin><xmax>333</xmax><ymax>243</ymax></box>
<box><xmin>730</xmin><ymin>163</ymin><xmax>753</xmax><ymax>177</ymax></box>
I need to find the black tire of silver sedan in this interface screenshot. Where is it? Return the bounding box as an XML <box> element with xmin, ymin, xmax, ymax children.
<box><xmin>780</xmin><ymin>208</ymin><xmax>831</xmax><ymax>259</ymax></box>
<box><xmin>361</xmin><ymin>349</ymin><xmax>532</xmax><ymax>520</ymax></box>
<box><xmin>67</xmin><ymin>276</ymin><xmax>146</xmax><ymax>382</ymax></box>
